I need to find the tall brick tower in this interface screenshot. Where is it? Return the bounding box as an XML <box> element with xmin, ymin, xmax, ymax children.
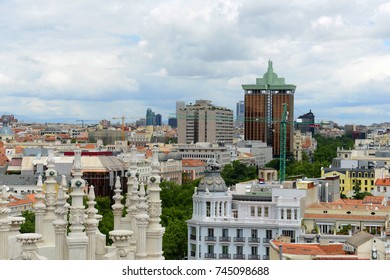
<box><xmin>242</xmin><ymin>61</ymin><xmax>296</xmax><ymax>157</ymax></box>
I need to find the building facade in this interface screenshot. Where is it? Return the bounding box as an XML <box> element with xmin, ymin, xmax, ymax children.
<box><xmin>242</xmin><ymin>61</ymin><xmax>296</xmax><ymax>157</ymax></box>
<box><xmin>177</xmin><ymin>100</ymin><xmax>234</xmax><ymax>144</ymax></box>
<box><xmin>187</xmin><ymin>162</ymin><xmax>303</xmax><ymax>260</ymax></box>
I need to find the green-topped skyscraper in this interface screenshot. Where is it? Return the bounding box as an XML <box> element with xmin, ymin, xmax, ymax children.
<box><xmin>242</xmin><ymin>61</ymin><xmax>296</xmax><ymax>157</ymax></box>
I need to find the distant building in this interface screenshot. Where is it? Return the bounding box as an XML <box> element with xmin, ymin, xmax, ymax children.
<box><xmin>242</xmin><ymin>61</ymin><xmax>296</xmax><ymax>157</ymax></box>
<box><xmin>177</xmin><ymin>100</ymin><xmax>234</xmax><ymax>144</ymax></box>
<box><xmin>146</xmin><ymin>108</ymin><xmax>155</xmax><ymax>126</ymax></box>
<box><xmin>236</xmin><ymin>101</ymin><xmax>244</xmax><ymax>128</ymax></box>
<box><xmin>168</xmin><ymin>117</ymin><xmax>177</xmax><ymax>128</ymax></box>
<box><xmin>295</xmin><ymin>110</ymin><xmax>315</xmax><ymax>135</ymax></box>
<box><xmin>155</xmin><ymin>114</ymin><xmax>162</xmax><ymax>126</ymax></box>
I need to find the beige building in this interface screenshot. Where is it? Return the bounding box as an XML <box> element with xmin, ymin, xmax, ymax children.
<box><xmin>177</xmin><ymin>100</ymin><xmax>233</xmax><ymax>144</ymax></box>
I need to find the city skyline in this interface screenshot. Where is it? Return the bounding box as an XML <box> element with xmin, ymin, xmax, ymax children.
<box><xmin>0</xmin><ymin>1</ymin><xmax>389</xmax><ymax>125</ymax></box>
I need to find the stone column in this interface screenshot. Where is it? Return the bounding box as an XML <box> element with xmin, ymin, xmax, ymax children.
<box><xmin>14</xmin><ymin>234</ymin><xmax>47</xmax><ymax>260</ymax></box>
<box><xmin>0</xmin><ymin>186</ymin><xmax>11</xmax><ymax>260</ymax></box>
<box><xmin>42</xmin><ymin>146</ymin><xmax>58</xmax><ymax>245</ymax></box>
<box><xmin>66</xmin><ymin>148</ymin><xmax>88</xmax><ymax>260</ymax></box>
<box><xmin>8</xmin><ymin>217</ymin><xmax>25</xmax><ymax>259</ymax></box>
<box><xmin>112</xmin><ymin>176</ymin><xmax>124</xmax><ymax>230</ymax></box>
<box><xmin>136</xmin><ymin>183</ymin><xmax>149</xmax><ymax>259</ymax></box>
<box><xmin>85</xmin><ymin>185</ymin><xmax>99</xmax><ymax>260</ymax></box>
<box><xmin>108</xmin><ymin>230</ymin><xmax>134</xmax><ymax>259</ymax></box>
<box><xmin>53</xmin><ymin>185</ymin><xmax>68</xmax><ymax>260</ymax></box>
<box><xmin>34</xmin><ymin>175</ymin><xmax>46</xmax><ymax>236</ymax></box>
<box><xmin>146</xmin><ymin>147</ymin><xmax>165</xmax><ymax>259</ymax></box>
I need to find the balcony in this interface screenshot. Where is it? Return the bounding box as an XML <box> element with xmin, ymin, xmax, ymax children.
<box><xmin>205</xmin><ymin>253</ymin><xmax>216</xmax><ymax>259</ymax></box>
<box><xmin>234</xmin><ymin>237</ymin><xmax>245</xmax><ymax>243</ymax></box>
<box><xmin>204</xmin><ymin>236</ymin><xmax>216</xmax><ymax>242</ymax></box>
<box><xmin>219</xmin><ymin>253</ymin><xmax>231</xmax><ymax>259</ymax></box>
<box><xmin>262</xmin><ymin>255</ymin><xmax>270</xmax><ymax>260</ymax></box>
<box><xmin>233</xmin><ymin>254</ymin><xmax>245</xmax><ymax>260</ymax></box>
<box><xmin>248</xmin><ymin>237</ymin><xmax>260</xmax><ymax>243</ymax></box>
<box><xmin>263</xmin><ymin>238</ymin><xmax>271</xmax><ymax>243</ymax></box>
<box><xmin>219</xmin><ymin>236</ymin><xmax>231</xmax><ymax>243</ymax></box>
<box><xmin>248</xmin><ymin>254</ymin><xmax>261</xmax><ymax>260</ymax></box>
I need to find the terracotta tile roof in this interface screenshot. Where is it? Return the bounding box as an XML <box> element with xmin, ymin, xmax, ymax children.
<box><xmin>8</xmin><ymin>195</ymin><xmax>35</xmax><ymax>207</ymax></box>
<box><xmin>362</xmin><ymin>196</ymin><xmax>385</xmax><ymax>205</ymax></box>
<box><xmin>306</xmin><ymin>198</ymin><xmax>390</xmax><ymax>211</ymax></box>
<box><xmin>375</xmin><ymin>178</ymin><xmax>390</xmax><ymax>186</ymax></box>
<box><xmin>182</xmin><ymin>159</ymin><xmax>206</xmax><ymax>167</ymax></box>
<box><xmin>304</xmin><ymin>213</ymin><xmax>386</xmax><ymax>221</ymax></box>
<box><xmin>271</xmin><ymin>240</ymin><xmax>346</xmax><ymax>256</ymax></box>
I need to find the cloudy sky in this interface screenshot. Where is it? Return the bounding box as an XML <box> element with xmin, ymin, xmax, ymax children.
<box><xmin>0</xmin><ymin>0</ymin><xmax>389</xmax><ymax>125</ymax></box>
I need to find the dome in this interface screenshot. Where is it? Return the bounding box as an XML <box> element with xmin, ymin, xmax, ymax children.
<box><xmin>0</xmin><ymin>125</ymin><xmax>13</xmax><ymax>135</ymax></box>
<box><xmin>197</xmin><ymin>159</ymin><xmax>227</xmax><ymax>192</ymax></box>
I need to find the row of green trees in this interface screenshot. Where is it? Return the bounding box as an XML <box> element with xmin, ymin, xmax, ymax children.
<box><xmin>265</xmin><ymin>134</ymin><xmax>354</xmax><ymax>179</ymax></box>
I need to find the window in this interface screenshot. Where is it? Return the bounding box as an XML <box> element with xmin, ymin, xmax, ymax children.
<box><xmin>287</xmin><ymin>209</ymin><xmax>292</xmax><ymax>220</ymax></box>
<box><xmin>251</xmin><ymin>229</ymin><xmax>258</xmax><ymax>238</ymax></box>
<box><xmin>236</xmin><ymin>229</ymin><xmax>243</xmax><ymax>238</ymax></box>
<box><xmin>251</xmin><ymin>246</ymin><xmax>258</xmax><ymax>256</ymax></box>
<box><xmin>206</xmin><ymin>202</ymin><xmax>211</xmax><ymax>217</ymax></box>
<box><xmin>266</xmin><ymin>230</ymin><xmax>272</xmax><ymax>239</ymax></box>
<box><xmin>264</xmin><ymin>207</ymin><xmax>269</xmax><ymax>217</ymax></box>
<box><xmin>280</xmin><ymin>209</ymin><xmax>284</xmax><ymax>219</ymax></box>
<box><xmin>257</xmin><ymin>207</ymin><xmax>262</xmax><ymax>217</ymax></box>
<box><xmin>236</xmin><ymin>246</ymin><xmax>243</xmax><ymax>255</ymax></box>
<box><xmin>208</xmin><ymin>228</ymin><xmax>214</xmax><ymax>237</ymax></box>
<box><xmin>208</xmin><ymin>245</ymin><xmax>214</xmax><ymax>254</ymax></box>
<box><xmin>250</xmin><ymin>206</ymin><xmax>255</xmax><ymax>217</ymax></box>
<box><xmin>222</xmin><ymin>246</ymin><xmax>229</xmax><ymax>255</ymax></box>
<box><xmin>222</xmin><ymin>228</ymin><xmax>229</xmax><ymax>237</ymax></box>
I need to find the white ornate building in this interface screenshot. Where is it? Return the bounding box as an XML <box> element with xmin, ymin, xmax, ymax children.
<box><xmin>0</xmin><ymin>145</ymin><xmax>165</xmax><ymax>260</ymax></box>
<box><xmin>187</xmin><ymin>160</ymin><xmax>309</xmax><ymax>260</ymax></box>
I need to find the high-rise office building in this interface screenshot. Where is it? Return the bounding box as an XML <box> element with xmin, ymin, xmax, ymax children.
<box><xmin>236</xmin><ymin>101</ymin><xmax>245</xmax><ymax>128</ymax></box>
<box><xmin>242</xmin><ymin>61</ymin><xmax>296</xmax><ymax>157</ymax></box>
<box><xmin>146</xmin><ymin>108</ymin><xmax>155</xmax><ymax>126</ymax></box>
<box><xmin>177</xmin><ymin>100</ymin><xmax>234</xmax><ymax>144</ymax></box>
<box><xmin>155</xmin><ymin>114</ymin><xmax>162</xmax><ymax>126</ymax></box>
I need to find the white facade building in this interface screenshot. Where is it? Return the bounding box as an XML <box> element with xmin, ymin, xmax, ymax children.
<box><xmin>187</xmin><ymin>161</ymin><xmax>306</xmax><ymax>260</ymax></box>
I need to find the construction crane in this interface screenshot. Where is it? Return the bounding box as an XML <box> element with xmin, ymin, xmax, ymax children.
<box><xmin>112</xmin><ymin>116</ymin><xmax>143</xmax><ymax>141</ymax></box>
<box><xmin>279</xmin><ymin>104</ymin><xmax>288</xmax><ymax>183</ymax></box>
<box><xmin>76</xmin><ymin>120</ymin><xmax>99</xmax><ymax>128</ymax></box>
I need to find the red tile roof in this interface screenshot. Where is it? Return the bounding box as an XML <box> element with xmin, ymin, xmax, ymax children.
<box><xmin>375</xmin><ymin>178</ymin><xmax>390</xmax><ymax>186</ymax></box>
<box><xmin>304</xmin><ymin>213</ymin><xmax>386</xmax><ymax>221</ymax></box>
<box><xmin>271</xmin><ymin>240</ymin><xmax>346</xmax><ymax>256</ymax></box>
<box><xmin>362</xmin><ymin>196</ymin><xmax>385</xmax><ymax>205</ymax></box>
<box><xmin>182</xmin><ymin>159</ymin><xmax>206</xmax><ymax>167</ymax></box>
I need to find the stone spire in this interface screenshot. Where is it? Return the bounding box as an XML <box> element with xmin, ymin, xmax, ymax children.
<box><xmin>146</xmin><ymin>147</ymin><xmax>165</xmax><ymax>259</ymax></box>
<box><xmin>135</xmin><ymin>182</ymin><xmax>149</xmax><ymax>259</ymax></box>
<box><xmin>42</xmin><ymin>145</ymin><xmax>58</xmax><ymax>245</ymax></box>
<box><xmin>112</xmin><ymin>176</ymin><xmax>124</xmax><ymax>230</ymax></box>
<box><xmin>125</xmin><ymin>145</ymin><xmax>138</xmax><ymax>210</ymax></box>
<box><xmin>53</xmin><ymin>185</ymin><xmax>68</xmax><ymax>260</ymax></box>
<box><xmin>33</xmin><ymin>175</ymin><xmax>46</xmax><ymax>236</ymax></box>
<box><xmin>0</xmin><ymin>185</ymin><xmax>11</xmax><ymax>260</ymax></box>
<box><xmin>85</xmin><ymin>185</ymin><xmax>99</xmax><ymax>260</ymax></box>
<box><xmin>66</xmin><ymin>148</ymin><xmax>88</xmax><ymax>259</ymax></box>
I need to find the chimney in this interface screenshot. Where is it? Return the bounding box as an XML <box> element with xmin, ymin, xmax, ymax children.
<box><xmin>279</xmin><ymin>245</ymin><xmax>283</xmax><ymax>260</ymax></box>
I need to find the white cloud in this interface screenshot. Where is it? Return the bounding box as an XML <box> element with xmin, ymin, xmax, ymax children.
<box><xmin>0</xmin><ymin>0</ymin><xmax>388</xmax><ymax>125</ymax></box>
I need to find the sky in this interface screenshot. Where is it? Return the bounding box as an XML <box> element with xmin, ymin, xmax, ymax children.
<box><xmin>0</xmin><ymin>0</ymin><xmax>390</xmax><ymax>125</ymax></box>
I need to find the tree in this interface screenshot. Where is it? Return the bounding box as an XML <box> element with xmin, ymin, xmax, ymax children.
<box><xmin>20</xmin><ymin>210</ymin><xmax>35</xmax><ymax>233</ymax></box>
<box><xmin>352</xmin><ymin>181</ymin><xmax>372</xmax><ymax>200</ymax></box>
<box><xmin>220</xmin><ymin>161</ymin><xmax>257</xmax><ymax>186</ymax></box>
